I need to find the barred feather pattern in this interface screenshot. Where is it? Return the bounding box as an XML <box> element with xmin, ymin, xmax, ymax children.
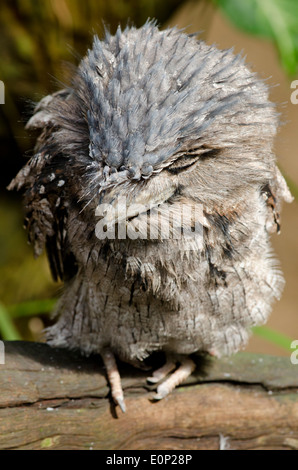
<box><xmin>9</xmin><ymin>21</ymin><xmax>293</xmax><ymax>365</ymax></box>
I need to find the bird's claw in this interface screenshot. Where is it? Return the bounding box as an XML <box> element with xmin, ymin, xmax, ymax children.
<box><xmin>101</xmin><ymin>347</ymin><xmax>126</xmax><ymax>413</ymax></box>
<box><xmin>149</xmin><ymin>356</ymin><xmax>196</xmax><ymax>401</ymax></box>
<box><xmin>147</xmin><ymin>358</ymin><xmax>176</xmax><ymax>384</ymax></box>
<box><xmin>115</xmin><ymin>395</ymin><xmax>126</xmax><ymax>413</ymax></box>
<box><xmin>101</xmin><ymin>349</ymin><xmax>196</xmax><ymax>408</ymax></box>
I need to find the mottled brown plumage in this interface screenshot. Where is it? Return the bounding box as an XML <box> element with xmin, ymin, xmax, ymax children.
<box><xmin>9</xmin><ymin>21</ymin><xmax>293</xmax><ymax>411</ymax></box>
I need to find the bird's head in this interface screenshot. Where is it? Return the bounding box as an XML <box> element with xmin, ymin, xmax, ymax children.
<box><xmin>27</xmin><ymin>21</ymin><xmax>278</xmax><ymax>242</ymax></box>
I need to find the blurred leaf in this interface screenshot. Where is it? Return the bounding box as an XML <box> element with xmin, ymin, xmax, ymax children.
<box><xmin>215</xmin><ymin>0</ymin><xmax>298</xmax><ymax>75</ymax></box>
<box><xmin>252</xmin><ymin>326</ymin><xmax>294</xmax><ymax>352</ymax></box>
<box><xmin>0</xmin><ymin>199</ymin><xmax>57</xmax><ymax>305</ymax></box>
<box><xmin>283</xmin><ymin>173</ymin><xmax>298</xmax><ymax>201</ymax></box>
<box><xmin>0</xmin><ymin>302</ymin><xmax>22</xmax><ymax>340</ymax></box>
<box><xmin>8</xmin><ymin>299</ymin><xmax>57</xmax><ymax>318</ymax></box>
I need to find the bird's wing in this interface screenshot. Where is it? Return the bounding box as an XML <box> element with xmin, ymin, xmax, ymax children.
<box><xmin>263</xmin><ymin>165</ymin><xmax>293</xmax><ymax>234</ymax></box>
<box><xmin>8</xmin><ymin>89</ymin><xmax>77</xmax><ymax>282</ymax></box>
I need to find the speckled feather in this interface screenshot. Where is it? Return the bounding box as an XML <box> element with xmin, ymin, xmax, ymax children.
<box><xmin>9</xmin><ymin>22</ymin><xmax>293</xmax><ymax>382</ymax></box>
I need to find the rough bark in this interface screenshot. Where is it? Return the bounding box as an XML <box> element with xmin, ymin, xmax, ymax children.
<box><xmin>0</xmin><ymin>341</ymin><xmax>297</xmax><ymax>450</ymax></box>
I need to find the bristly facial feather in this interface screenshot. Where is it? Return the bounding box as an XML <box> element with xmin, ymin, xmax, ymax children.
<box><xmin>8</xmin><ymin>21</ymin><xmax>293</xmax><ymax>407</ymax></box>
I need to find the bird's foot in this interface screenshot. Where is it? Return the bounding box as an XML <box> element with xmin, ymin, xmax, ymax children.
<box><xmin>101</xmin><ymin>348</ymin><xmax>126</xmax><ymax>413</ymax></box>
<box><xmin>147</xmin><ymin>357</ymin><xmax>177</xmax><ymax>384</ymax></box>
<box><xmin>208</xmin><ymin>348</ymin><xmax>220</xmax><ymax>358</ymax></box>
<box><xmin>101</xmin><ymin>350</ymin><xmax>196</xmax><ymax>410</ymax></box>
<box><xmin>147</xmin><ymin>356</ymin><xmax>196</xmax><ymax>401</ymax></box>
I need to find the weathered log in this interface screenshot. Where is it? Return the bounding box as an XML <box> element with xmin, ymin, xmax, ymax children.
<box><xmin>0</xmin><ymin>341</ymin><xmax>297</xmax><ymax>450</ymax></box>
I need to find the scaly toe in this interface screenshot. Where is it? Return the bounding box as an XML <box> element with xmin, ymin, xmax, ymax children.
<box><xmin>101</xmin><ymin>348</ymin><xmax>126</xmax><ymax>413</ymax></box>
<box><xmin>147</xmin><ymin>358</ymin><xmax>177</xmax><ymax>384</ymax></box>
<box><xmin>152</xmin><ymin>357</ymin><xmax>196</xmax><ymax>401</ymax></box>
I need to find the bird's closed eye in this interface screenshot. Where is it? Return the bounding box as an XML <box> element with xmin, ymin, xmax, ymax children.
<box><xmin>167</xmin><ymin>155</ymin><xmax>201</xmax><ymax>173</ymax></box>
<box><xmin>167</xmin><ymin>148</ymin><xmax>220</xmax><ymax>174</ymax></box>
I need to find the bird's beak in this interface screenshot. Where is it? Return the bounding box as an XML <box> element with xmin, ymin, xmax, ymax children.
<box><xmin>95</xmin><ymin>172</ymin><xmax>178</xmax><ymax>228</ymax></box>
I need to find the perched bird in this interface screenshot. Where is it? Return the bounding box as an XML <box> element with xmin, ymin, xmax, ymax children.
<box><xmin>9</xmin><ymin>21</ymin><xmax>293</xmax><ymax>412</ymax></box>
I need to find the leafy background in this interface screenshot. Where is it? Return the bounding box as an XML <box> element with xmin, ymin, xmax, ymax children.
<box><xmin>0</xmin><ymin>0</ymin><xmax>297</xmax><ymax>355</ymax></box>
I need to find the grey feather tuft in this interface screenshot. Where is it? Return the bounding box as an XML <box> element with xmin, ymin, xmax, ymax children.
<box><xmin>9</xmin><ymin>22</ymin><xmax>292</xmax><ymax>396</ymax></box>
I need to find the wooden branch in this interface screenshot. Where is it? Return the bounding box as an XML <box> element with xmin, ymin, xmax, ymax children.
<box><xmin>0</xmin><ymin>341</ymin><xmax>297</xmax><ymax>450</ymax></box>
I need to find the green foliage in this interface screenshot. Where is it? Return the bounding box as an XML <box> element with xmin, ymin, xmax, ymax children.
<box><xmin>7</xmin><ymin>299</ymin><xmax>57</xmax><ymax>319</ymax></box>
<box><xmin>0</xmin><ymin>299</ymin><xmax>57</xmax><ymax>341</ymax></box>
<box><xmin>0</xmin><ymin>200</ymin><xmax>57</xmax><ymax>306</ymax></box>
<box><xmin>252</xmin><ymin>326</ymin><xmax>294</xmax><ymax>352</ymax></box>
<box><xmin>0</xmin><ymin>303</ymin><xmax>22</xmax><ymax>340</ymax></box>
<box><xmin>215</xmin><ymin>0</ymin><xmax>298</xmax><ymax>76</ymax></box>
<box><xmin>283</xmin><ymin>173</ymin><xmax>298</xmax><ymax>201</ymax></box>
